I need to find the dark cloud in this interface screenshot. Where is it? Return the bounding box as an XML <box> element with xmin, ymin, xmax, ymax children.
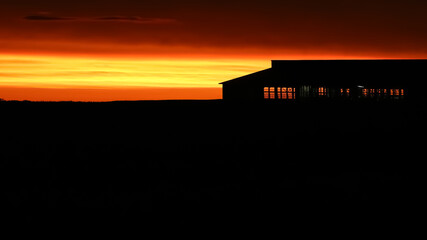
<box><xmin>24</xmin><ymin>15</ymin><xmax>76</xmax><ymax>21</ymax></box>
<box><xmin>93</xmin><ymin>16</ymin><xmax>177</xmax><ymax>24</ymax></box>
<box><xmin>24</xmin><ymin>14</ymin><xmax>177</xmax><ymax>24</ymax></box>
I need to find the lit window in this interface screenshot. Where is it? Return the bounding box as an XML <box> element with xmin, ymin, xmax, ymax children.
<box><xmin>281</xmin><ymin>88</ymin><xmax>287</xmax><ymax>99</ymax></box>
<box><xmin>264</xmin><ymin>87</ymin><xmax>269</xmax><ymax>99</ymax></box>
<box><xmin>277</xmin><ymin>87</ymin><xmax>295</xmax><ymax>100</ymax></box>
<box><xmin>269</xmin><ymin>87</ymin><xmax>275</xmax><ymax>99</ymax></box>
<box><xmin>361</xmin><ymin>88</ymin><xmax>406</xmax><ymax>99</ymax></box>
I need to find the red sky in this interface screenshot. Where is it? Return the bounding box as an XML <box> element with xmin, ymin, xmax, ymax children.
<box><xmin>1</xmin><ymin>0</ymin><xmax>427</xmax><ymax>101</ymax></box>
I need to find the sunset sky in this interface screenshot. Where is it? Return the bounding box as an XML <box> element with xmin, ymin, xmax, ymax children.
<box><xmin>1</xmin><ymin>0</ymin><xmax>427</xmax><ymax>101</ymax></box>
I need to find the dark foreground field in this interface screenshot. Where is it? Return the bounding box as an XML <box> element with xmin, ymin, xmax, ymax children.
<box><xmin>1</xmin><ymin>99</ymin><xmax>426</xmax><ymax>227</ymax></box>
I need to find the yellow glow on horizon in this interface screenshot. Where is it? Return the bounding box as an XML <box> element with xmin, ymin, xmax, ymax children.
<box><xmin>1</xmin><ymin>52</ymin><xmax>404</xmax><ymax>101</ymax></box>
<box><xmin>0</xmin><ymin>54</ymin><xmax>269</xmax><ymax>89</ymax></box>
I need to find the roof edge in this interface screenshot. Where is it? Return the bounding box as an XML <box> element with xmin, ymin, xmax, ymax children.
<box><xmin>219</xmin><ymin>68</ymin><xmax>272</xmax><ymax>84</ymax></box>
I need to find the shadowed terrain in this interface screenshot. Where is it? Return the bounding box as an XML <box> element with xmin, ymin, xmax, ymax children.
<box><xmin>1</xmin><ymin>99</ymin><xmax>425</xmax><ymax>227</ymax></box>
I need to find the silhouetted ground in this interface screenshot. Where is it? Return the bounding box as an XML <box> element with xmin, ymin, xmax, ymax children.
<box><xmin>1</xmin><ymin>99</ymin><xmax>425</xmax><ymax>227</ymax></box>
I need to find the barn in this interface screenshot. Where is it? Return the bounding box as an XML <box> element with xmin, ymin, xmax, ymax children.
<box><xmin>219</xmin><ymin>60</ymin><xmax>427</xmax><ymax>101</ymax></box>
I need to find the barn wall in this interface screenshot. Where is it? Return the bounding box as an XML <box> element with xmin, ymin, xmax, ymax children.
<box><xmin>222</xmin><ymin>83</ymin><xmax>262</xmax><ymax>100</ymax></box>
<box><xmin>221</xmin><ymin>60</ymin><xmax>427</xmax><ymax>101</ymax></box>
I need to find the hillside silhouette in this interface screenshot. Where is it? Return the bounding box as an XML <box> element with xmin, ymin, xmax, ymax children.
<box><xmin>1</xmin><ymin>99</ymin><xmax>425</xmax><ymax>227</ymax></box>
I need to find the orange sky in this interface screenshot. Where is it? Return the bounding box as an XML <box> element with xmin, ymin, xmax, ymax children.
<box><xmin>1</xmin><ymin>0</ymin><xmax>427</xmax><ymax>101</ymax></box>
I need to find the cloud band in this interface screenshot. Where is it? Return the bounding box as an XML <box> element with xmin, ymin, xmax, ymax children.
<box><xmin>24</xmin><ymin>15</ymin><xmax>177</xmax><ymax>24</ymax></box>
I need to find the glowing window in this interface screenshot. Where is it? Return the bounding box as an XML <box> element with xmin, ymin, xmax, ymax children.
<box><xmin>318</xmin><ymin>87</ymin><xmax>331</xmax><ymax>96</ymax></box>
<box><xmin>362</xmin><ymin>89</ymin><xmax>368</xmax><ymax>97</ymax></box>
<box><xmin>340</xmin><ymin>88</ymin><xmax>349</xmax><ymax>95</ymax></box>
<box><xmin>264</xmin><ymin>87</ymin><xmax>269</xmax><ymax>99</ymax></box>
<box><xmin>278</xmin><ymin>87</ymin><xmax>295</xmax><ymax>100</ymax></box>
<box><xmin>269</xmin><ymin>87</ymin><xmax>275</xmax><ymax>99</ymax></box>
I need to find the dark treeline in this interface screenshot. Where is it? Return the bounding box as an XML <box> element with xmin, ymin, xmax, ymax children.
<box><xmin>1</xmin><ymin>99</ymin><xmax>425</xmax><ymax>227</ymax></box>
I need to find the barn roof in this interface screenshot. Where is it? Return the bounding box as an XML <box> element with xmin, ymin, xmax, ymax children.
<box><xmin>218</xmin><ymin>68</ymin><xmax>273</xmax><ymax>85</ymax></box>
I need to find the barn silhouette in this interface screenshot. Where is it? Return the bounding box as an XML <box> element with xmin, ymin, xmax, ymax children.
<box><xmin>220</xmin><ymin>60</ymin><xmax>427</xmax><ymax>101</ymax></box>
